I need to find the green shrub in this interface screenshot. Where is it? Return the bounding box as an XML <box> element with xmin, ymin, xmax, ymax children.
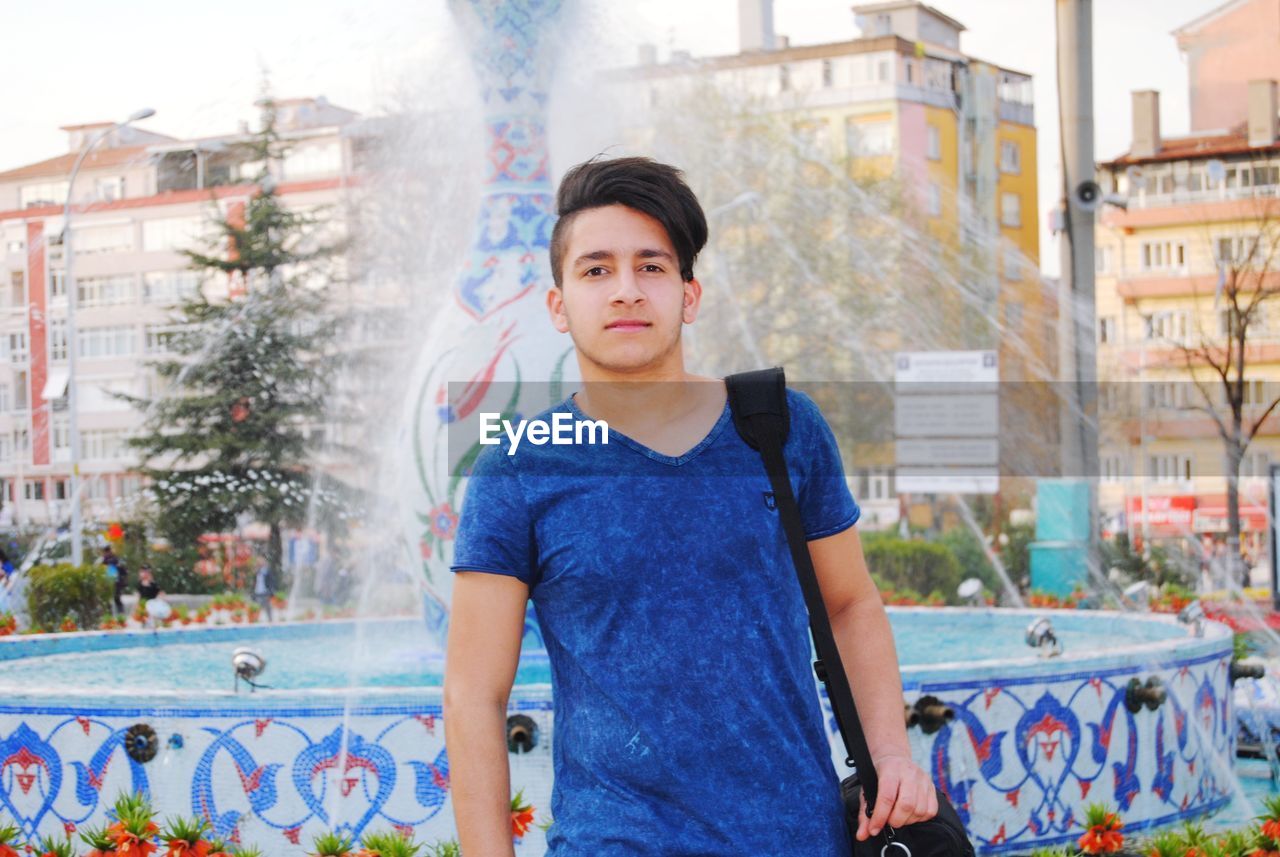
<box><xmin>938</xmin><ymin>526</ymin><xmax>998</xmax><ymax>591</ymax></box>
<box><xmin>26</xmin><ymin>563</ymin><xmax>113</xmax><ymax>631</ymax></box>
<box><xmin>862</xmin><ymin>535</ymin><xmax>964</xmax><ymax>605</ymax></box>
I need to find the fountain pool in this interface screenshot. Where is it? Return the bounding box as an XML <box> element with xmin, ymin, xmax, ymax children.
<box><xmin>0</xmin><ymin>607</ymin><xmax>1236</xmax><ymax>854</ymax></box>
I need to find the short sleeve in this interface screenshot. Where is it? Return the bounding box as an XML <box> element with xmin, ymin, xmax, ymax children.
<box><xmin>449</xmin><ymin>442</ymin><xmax>537</xmax><ymax>586</ymax></box>
<box><xmin>788</xmin><ymin>390</ymin><xmax>862</xmax><ymax>540</ymax></box>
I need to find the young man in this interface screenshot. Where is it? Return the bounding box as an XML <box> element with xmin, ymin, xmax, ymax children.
<box><xmin>444</xmin><ymin>156</ymin><xmax>936</xmax><ymax>855</ymax></box>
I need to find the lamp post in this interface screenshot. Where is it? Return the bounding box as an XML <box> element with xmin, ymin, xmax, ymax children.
<box><xmin>63</xmin><ymin>107</ymin><xmax>155</xmax><ymax>566</ymax></box>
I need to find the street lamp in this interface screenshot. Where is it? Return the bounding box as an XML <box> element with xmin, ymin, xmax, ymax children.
<box><xmin>62</xmin><ymin>107</ymin><xmax>155</xmax><ymax>566</ymax></box>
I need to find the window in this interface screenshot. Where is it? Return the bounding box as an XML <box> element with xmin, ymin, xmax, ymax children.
<box><xmin>822</xmin><ymin>59</ymin><xmax>834</xmax><ymax>88</ymax></box>
<box><xmin>19</xmin><ymin>182</ymin><xmax>68</xmax><ymax>209</ymax></box>
<box><xmin>854</xmin><ymin>466</ymin><xmax>894</xmax><ymax>501</ymax></box>
<box><xmin>877</xmin><ymin>59</ymin><xmax>891</xmax><ymax>82</ymax></box>
<box><xmin>82</xmin><ymin>429</ymin><xmax>126</xmax><ymax>461</ymax></box>
<box><xmin>1000</xmin><ymin>140</ymin><xmax>1021</xmax><ymax>174</ymax></box>
<box><xmin>1253</xmin><ymin>165</ymin><xmax>1280</xmax><ymax>187</ymax></box>
<box><xmin>847</xmin><ymin>119</ymin><xmax>894</xmax><ymax>157</ymax></box>
<box><xmin>76</xmin><ymin>274</ymin><xmax>137</xmax><ymax>308</ymax></box>
<box><xmin>1145</xmin><ymin>381</ymin><xmax>1187</xmax><ymax>409</ymax></box>
<box><xmin>1144</xmin><ymin>310</ymin><xmax>1190</xmax><ymax>344</ymax></box>
<box><xmin>1140</xmin><ymin>240</ymin><xmax>1186</xmax><ymax>272</ymax></box>
<box><xmin>14</xmin><ymin>372</ymin><xmax>26</xmax><ymax>411</ymax></box>
<box><xmin>73</xmin><ymin>223</ymin><xmax>133</xmax><ymax>255</ymax></box>
<box><xmin>778</xmin><ymin>64</ymin><xmax>791</xmax><ymax>92</ymax></box>
<box><xmin>0</xmin><ymin>435</ymin><xmax>11</xmax><ymax>463</ymax></box>
<box><xmin>1221</xmin><ymin>306</ymin><xmax>1267</xmax><ymax>338</ymax></box>
<box><xmin>142</xmin><ymin>217</ymin><xmax>204</xmax><ymax>253</ymax></box>
<box><xmin>926</xmin><ymin>124</ymin><xmax>941</xmax><ymax>161</ymax></box>
<box><xmin>1148</xmin><ymin>453</ymin><xmax>1193</xmax><ymax>483</ymax></box>
<box><xmin>78</xmin><ymin>326</ymin><xmax>137</xmax><ymax>358</ymax></box>
<box><xmin>7</xmin><ymin>270</ymin><xmax>25</xmax><ymax>307</ymax></box>
<box><xmin>1241</xmin><ymin>378</ymin><xmax>1271</xmax><ymax>406</ymax></box>
<box><xmin>1005</xmin><ymin>301</ymin><xmax>1024</xmax><ymax>331</ymax></box>
<box><xmin>2</xmin><ymin>332</ymin><xmax>28</xmax><ymax>363</ymax></box>
<box><xmin>49</xmin><ymin>269</ymin><xmax>65</xmax><ymax>300</ymax></box>
<box><xmin>52</xmin><ymin>416</ymin><xmax>68</xmax><ymax>461</ymax></box>
<box><xmin>1003</xmin><ymin>246</ymin><xmax>1022</xmax><ymax>280</ymax></box>
<box><xmin>1215</xmin><ymin>235</ymin><xmax>1251</xmax><ymax>267</ymax></box>
<box><xmin>94</xmin><ymin>176</ymin><xmax>124</xmax><ymax>202</ymax></box>
<box><xmin>49</xmin><ymin>319</ymin><xmax>67</xmax><ymax>361</ymax></box>
<box><xmin>24</xmin><ymin>480</ymin><xmax>44</xmax><ymax>501</ymax></box>
<box><xmin>1001</xmin><ymin>192</ymin><xmax>1021</xmax><ymax>227</ymax></box>
<box><xmin>281</xmin><ymin>142</ymin><xmax>342</xmax><ymax>179</ymax></box>
<box><xmin>904</xmin><ymin>60</ymin><xmax>915</xmax><ymax>85</ymax></box>
<box><xmin>925</xmin><ymin>182</ymin><xmax>941</xmax><ymax>216</ymax></box>
<box><xmin>145</xmin><ymin>323</ymin><xmax>186</xmax><ymax>355</ymax></box>
<box><xmin>1101</xmin><ymin>454</ymin><xmax>1124</xmax><ymax>482</ymax></box>
<box><xmin>54</xmin><ymin>480</ymin><xmax>67</xmax><ymax>501</ymax></box>
<box><xmin>85</xmin><ymin>477</ymin><xmax>109</xmax><ymax>500</ymax></box>
<box><xmin>143</xmin><ymin>270</ymin><xmax>201</xmax><ymax>304</ymax></box>
<box><xmin>119</xmin><ymin>474</ymin><xmax>142</xmax><ymax>498</ymax></box>
<box><xmin>1098</xmin><ymin>316</ymin><xmax>1117</xmax><ymax>344</ymax></box>
<box><xmin>5</xmin><ymin>239</ymin><xmax>24</xmax><ymax>253</ymax></box>
<box><xmin>0</xmin><ymin>383</ymin><xmax>9</xmax><ymax>413</ymax></box>
<box><xmin>12</xmin><ymin>428</ymin><xmax>27</xmax><ymax>455</ymax></box>
<box><xmin>1096</xmin><ymin>246</ymin><xmax>1113</xmax><ymax>274</ymax></box>
<box><xmin>1243</xmin><ymin>450</ymin><xmax>1272</xmax><ymax>478</ymax></box>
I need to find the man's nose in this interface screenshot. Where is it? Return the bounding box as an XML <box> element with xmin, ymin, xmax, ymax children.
<box><xmin>610</xmin><ymin>268</ymin><xmax>645</xmax><ymax>302</ymax></box>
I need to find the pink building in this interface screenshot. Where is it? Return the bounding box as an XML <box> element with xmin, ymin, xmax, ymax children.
<box><xmin>1174</xmin><ymin>0</ymin><xmax>1280</xmax><ymax>132</ymax></box>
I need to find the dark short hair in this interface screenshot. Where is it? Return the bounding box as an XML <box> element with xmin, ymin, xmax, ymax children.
<box><xmin>549</xmin><ymin>156</ymin><xmax>708</xmax><ymax>288</ymax></box>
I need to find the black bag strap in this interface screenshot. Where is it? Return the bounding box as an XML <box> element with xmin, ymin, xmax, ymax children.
<box><xmin>725</xmin><ymin>366</ymin><xmax>881</xmax><ymax>812</ymax></box>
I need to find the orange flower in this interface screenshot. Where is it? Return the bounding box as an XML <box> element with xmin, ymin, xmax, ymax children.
<box><xmin>1263</xmin><ymin>820</ymin><xmax>1280</xmax><ymax>842</ymax></box>
<box><xmin>1078</xmin><ymin>823</ymin><xmax>1124</xmax><ymax>854</ymax></box>
<box><xmin>512</xmin><ymin>805</ymin><xmax>535</xmax><ymax>839</ymax></box>
<box><xmin>0</xmin><ymin>846</ymin><xmax>17</xmax><ymax>857</ymax></box>
<box><xmin>166</xmin><ymin>839</ymin><xmax>210</xmax><ymax>857</ymax></box>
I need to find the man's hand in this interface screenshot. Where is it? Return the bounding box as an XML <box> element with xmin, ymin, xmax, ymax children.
<box><xmin>856</xmin><ymin>753</ymin><xmax>939</xmax><ymax>841</ymax></box>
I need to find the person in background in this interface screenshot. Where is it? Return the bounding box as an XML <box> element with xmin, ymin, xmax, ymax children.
<box><xmin>102</xmin><ymin>546</ymin><xmax>128</xmax><ymax>616</ymax></box>
<box><xmin>253</xmin><ymin>556</ymin><xmax>274</xmax><ymax>622</ymax></box>
<box><xmin>0</xmin><ymin>548</ymin><xmax>14</xmax><ymax>581</ymax></box>
<box><xmin>136</xmin><ymin>565</ymin><xmax>162</xmax><ymax>603</ymax></box>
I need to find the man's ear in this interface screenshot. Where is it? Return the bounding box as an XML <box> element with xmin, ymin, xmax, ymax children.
<box><xmin>547</xmin><ymin>285</ymin><xmax>570</xmax><ymax>333</ymax></box>
<box><xmin>682</xmin><ymin>277</ymin><xmax>703</xmax><ymax>324</ymax></box>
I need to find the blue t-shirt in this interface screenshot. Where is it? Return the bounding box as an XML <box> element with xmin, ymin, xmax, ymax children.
<box><xmin>450</xmin><ymin>384</ymin><xmax>861</xmax><ymax>856</ymax></box>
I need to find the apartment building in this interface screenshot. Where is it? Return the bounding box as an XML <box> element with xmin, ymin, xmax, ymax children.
<box><xmin>1095</xmin><ymin>82</ymin><xmax>1280</xmax><ymax>554</ymax></box>
<box><xmin>0</xmin><ymin>97</ymin><xmax>368</xmax><ymax>526</ymax></box>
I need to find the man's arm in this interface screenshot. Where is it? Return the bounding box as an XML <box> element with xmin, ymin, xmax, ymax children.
<box><xmin>443</xmin><ymin>571</ymin><xmax>529</xmax><ymax>856</ymax></box>
<box><xmin>809</xmin><ymin>525</ymin><xmax>938</xmax><ymax>841</ymax></box>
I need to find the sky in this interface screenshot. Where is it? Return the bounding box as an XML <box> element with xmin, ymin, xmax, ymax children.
<box><xmin>0</xmin><ymin>0</ymin><xmax>1227</xmax><ymax>276</ymax></box>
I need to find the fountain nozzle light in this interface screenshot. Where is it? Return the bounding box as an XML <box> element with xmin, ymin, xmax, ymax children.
<box><xmin>1231</xmin><ymin>661</ymin><xmax>1266</xmax><ymax>684</ymax></box>
<box><xmin>1125</xmin><ymin>676</ymin><xmax>1167</xmax><ymax>713</ymax></box>
<box><xmin>1178</xmin><ymin>601</ymin><xmax>1206</xmax><ymax>637</ymax></box>
<box><xmin>907</xmin><ymin>695</ymin><xmax>956</xmax><ymax>734</ymax></box>
<box><xmin>232</xmin><ymin>647</ymin><xmax>267</xmax><ymax>692</ymax></box>
<box><xmin>957</xmin><ymin>578</ymin><xmax>983</xmax><ymax>606</ymax></box>
<box><xmin>1025</xmin><ymin>617</ymin><xmax>1062</xmax><ymax>657</ymax></box>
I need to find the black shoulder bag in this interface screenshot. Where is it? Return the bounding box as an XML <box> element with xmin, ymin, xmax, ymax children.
<box><xmin>725</xmin><ymin>367</ymin><xmax>975</xmax><ymax>857</ymax></box>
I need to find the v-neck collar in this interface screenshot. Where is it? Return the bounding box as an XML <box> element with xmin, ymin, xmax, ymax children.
<box><xmin>564</xmin><ymin>386</ymin><xmax>733</xmax><ymax>466</ymax></box>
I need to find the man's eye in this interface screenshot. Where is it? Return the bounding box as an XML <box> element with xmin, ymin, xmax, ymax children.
<box><xmin>585</xmin><ymin>267</ymin><xmax>606</xmax><ymax>277</ymax></box>
<box><xmin>641</xmin><ymin>264</ymin><xmax>662</xmax><ymax>272</ymax></box>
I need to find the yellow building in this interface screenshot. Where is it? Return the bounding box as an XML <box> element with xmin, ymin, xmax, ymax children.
<box><xmin>1095</xmin><ymin>82</ymin><xmax>1280</xmax><ymax>564</ymax></box>
<box><xmin>612</xmin><ymin>0</ymin><xmax>1049</xmax><ymax>523</ymax></box>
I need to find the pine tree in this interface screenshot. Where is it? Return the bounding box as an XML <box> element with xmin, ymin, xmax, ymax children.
<box><xmin>120</xmin><ymin>98</ymin><xmax>354</xmax><ymax>579</ymax></box>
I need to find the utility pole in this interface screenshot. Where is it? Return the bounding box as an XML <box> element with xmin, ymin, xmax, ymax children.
<box><xmin>1055</xmin><ymin>0</ymin><xmax>1100</xmax><ymax>554</ymax></box>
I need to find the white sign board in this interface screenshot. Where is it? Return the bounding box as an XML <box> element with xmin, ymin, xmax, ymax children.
<box><xmin>896</xmin><ymin>468</ymin><xmax>1000</xmax><ymax>495</ymax></box>
<box><xmin>894</xmin><ymin>350</ymin><xmax>999</xmax><ymax>390</ymax></box>
<box><xmin>895</xmin><ymin>438</ymin><xmax>1000</xmax><ymax>467</ymax></box>
<box><xmin>894</xmin><ymin>394</ymin><xmax>999</xmax><ymax>438</ymax></box>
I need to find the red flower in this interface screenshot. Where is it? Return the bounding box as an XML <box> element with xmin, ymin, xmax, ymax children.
<box><xmin>166</xmin><ymin>840</ymin><xmax>210</xmax><ymax>857</ymax></box>
<box><xmin>1263</xmin><ymin>819</ymin><xmax>1280</xmax><ymax>842</ymax></box>
<box><xmin>1078</xmin><ymin>821</ymin><xmax>1124</xmax><ymax>854</ymax></box>
<box><xmin>512</xmin><ymin>805</ymin><xmax>535</xmax><ymax>839</ymax></box>
<box><xmin>0</xmin><ymin>845</ymin><xmax>18</xmax><ymax>857</ymax></box>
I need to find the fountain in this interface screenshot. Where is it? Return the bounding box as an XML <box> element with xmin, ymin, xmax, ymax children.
<box><xmin>0</xmin><ymin>1</ymin><xmax>1262</xmax><ymax>854</ymax></box>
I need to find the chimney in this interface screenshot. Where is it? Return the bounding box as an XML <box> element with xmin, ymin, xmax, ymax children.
<box><xmin>1248</xmin><ymin>79</ymin><xmax>1278</xmax><ymax>147</ymax></box>
<box><xmin>637</xmin><ymin>43</ymin><xmax>657</xmax><ymax>65</ymax></box>
<box><xmin>1131</xmin><ymin>90</ymin><xmax>1161</xmax><ymax>159</ymax></box>
<box><xmin>739</xmin><ymin>0</ymin><xmax>775</xmax><ymax>52</ymax></box>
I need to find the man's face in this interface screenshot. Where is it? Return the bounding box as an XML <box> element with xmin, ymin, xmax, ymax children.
<box><xmin>548</xmin><ymin>204</ymin><xmax>701</xmax><ymax>376</ymax></box>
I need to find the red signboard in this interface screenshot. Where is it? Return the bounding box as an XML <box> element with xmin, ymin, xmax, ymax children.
<box><xmin>1126</xmin><ymin>495</ymin><xmax>1196</xmax><ymax>536</ymax></box>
